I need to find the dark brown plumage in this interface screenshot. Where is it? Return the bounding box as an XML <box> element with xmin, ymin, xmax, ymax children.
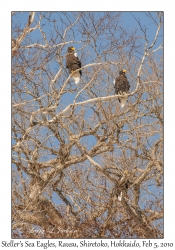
<box><xmin>114</xmin><ymin>69</ymin><xmax>130</xmax><ymax>107</ymax></box>
<box><xmin>116</xmin><ymin>181</ymin><xmax>129</xmax><ymax>201</ymax></box>
<box><xmin>66</xmin><ymin>46</ymin><xmax>82</xmax><ymax>84</ymax></box>
<box><xmin>59</xmin><ymin>142</ymin><xmax>70</xmax><ymax>163</ymax></box>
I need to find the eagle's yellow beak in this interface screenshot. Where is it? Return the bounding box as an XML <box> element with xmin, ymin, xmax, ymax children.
<box><xmin>124</xmin><ymin>170</ymin><xmax>129</xmax><ymax>175</ymax></box>
<box><xmin>123</xmin><ymin>69</ymin><xmax>126</xmax><ymax>73</ymax></box>
<box><xmin>71</xmin><ymin>47</ymin><xmax>75</xmax><ymax>51</ymax></box>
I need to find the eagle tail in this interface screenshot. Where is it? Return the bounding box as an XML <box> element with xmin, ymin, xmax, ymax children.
<box><xmin>72</xmin><ymin>71</ymin><xmax>81</xmax><ymax>85</ymax></box>
<box><xmin>118</xmin><ymin>191</ymin><xmax>122</xmax><ymax>201</ymax></box>
<box><xmin>118</xmin><ymin>92</ymin><xmax>128</xmax><ymax>108</ymax></box>
<box><xmin>119</xmin><ymin>97</ymin><xmax>127</xmax><ymax>108</ymax></box>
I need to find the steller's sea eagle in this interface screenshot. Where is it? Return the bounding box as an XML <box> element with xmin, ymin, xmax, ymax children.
<box><xmin>66</xmin><ymin>46</ymin><xmax>82</xmax><ymax>85</ymax></box>
<box><xmin>116</xmin><ymin>171</ymin><xmax>130</xmax><ymax>201</ymax></box>
<box><xmin>113</xmin><ymin>69</ymin><xmax>130</xmax><ymax>108</ymax></box>
<box><xmin>117</xmin><ymin>182</ymin><xmax>129</xmax><ymax>201</ymax></box>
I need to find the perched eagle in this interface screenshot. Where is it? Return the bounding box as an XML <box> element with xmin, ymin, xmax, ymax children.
<box><xmin>117</xmin><ymin>181</ymin><xmax>129</xmax><ymax>201</ymax></box>
<box><xmin>113</xmin><ymin>69</ymin><xmax>130</xmax><ymax>108</ymax></box>
<box><xmin>114</xmin><ymin>171</ymin><xmax>130</xmax><ymax>201</ymax></box>
<box><xmin>66</xmin><ymin>46</ymin><xmax>82</xmax><ymax>84</ymax></box>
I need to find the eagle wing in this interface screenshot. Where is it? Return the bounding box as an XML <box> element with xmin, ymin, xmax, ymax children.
<box><xmin>66</xmin><ymin>53</ymin><xmax>82</xmax><ymax>75</ymax></box>
<box><xmin>114</xmin><ymin>75</ymin><xmax>130</xmax><ymax>94</ymax></box>
<box><xmin>74</xmin><ymin>54</ymin><xmax>82</xmax><ymax>70</ymax></box>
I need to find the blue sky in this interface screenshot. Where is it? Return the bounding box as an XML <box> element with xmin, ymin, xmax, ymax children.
<box><xmin>12</xmin><ymin>11</ymin><xmax>163</xmax><ymax>109</ymax></box>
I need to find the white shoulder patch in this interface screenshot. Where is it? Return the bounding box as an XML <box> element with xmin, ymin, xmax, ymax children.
<box><xmin>74</xmin><ymin>52</ymin><xmax>78</xmax><ymax>57</ymax></box>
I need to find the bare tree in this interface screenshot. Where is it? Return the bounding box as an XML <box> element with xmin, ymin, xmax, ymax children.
<box><xmin>12</xmin><ymin>11</ymin><xmax>163</xmax><ymax>238</ymax></box>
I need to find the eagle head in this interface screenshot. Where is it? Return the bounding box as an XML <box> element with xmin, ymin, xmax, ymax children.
<box><xmin>68</xmin><ymin>46</ymin><xmax>75</xmax><ymax>53</ymax></box>
<box><xmin>119</xmin><ymin>69</ymin><xmax>127</xmax><ymax>75</ymax></box>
